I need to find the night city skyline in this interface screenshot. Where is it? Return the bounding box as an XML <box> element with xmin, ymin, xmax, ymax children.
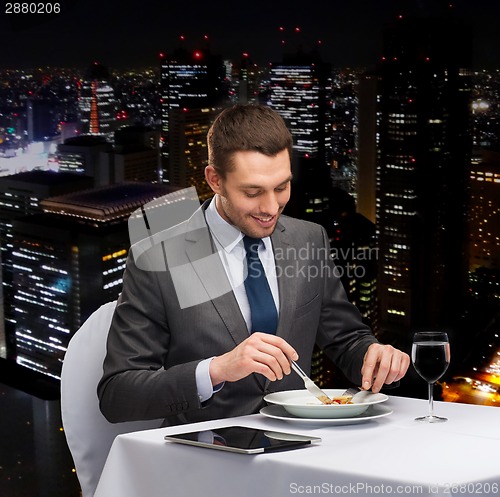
<box><xmin>1</xmin><ymin>2</ymin><xmax>500</xmax><ymax>496</ymax></box>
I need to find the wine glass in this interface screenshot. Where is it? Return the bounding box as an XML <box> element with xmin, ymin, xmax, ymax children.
<box><xmin>411</xmin><ymin>331</ymin><xmax>450</xmax><ymax>423</ymax></box>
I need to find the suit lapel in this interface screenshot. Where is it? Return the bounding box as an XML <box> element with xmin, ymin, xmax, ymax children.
<box><xmin>183</xmin><ymin>202</ymin><xmax>249</xmax><ymax>348</ymax></box>
<box><xmin>271</xmin><ymin>219</ymin><xmax>298</xmax><ymax>341</ymax></box>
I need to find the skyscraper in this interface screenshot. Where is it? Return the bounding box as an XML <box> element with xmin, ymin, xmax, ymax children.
<box><xmin>269</xmin><ymin>48</ymin><xmax>332</xmax><ymax>165</ymax></box>
<box><xmin>167</xmin><ymin>107</ymin><xmax>219</xmax><ymax>200</ymax></box>
<box><xmin>11</xmin><ymin>182</ymin><xmax>177</xmax><ymax>379</ymax></box>
<box><xmin>270</xmin><ymin>48</ymin><xmax>333</xmax><ymax>222</ymax></box>
<box><xmin>469</xmin><ymin>149</ymin><xmax>500</xmax><ymax>272</ymax></box>
<box><xmin>112</xmin><ymin>125</ymin><xmax>161</xmax><ymax>183</ymax></box>
<box><xmin>375</xmin><ymin>13</ymin><xmax>472</xmax><ymax>343</ymax></box>
<box><xmin>327</xmin><ymin>188</ymin><xmax>380</xmax><ymax>336</ymax></box>
<box><xmin>231</xmin><ymin>53</ymin><xmax>261</xmax><ymax>104</ymax></box>
<box><xmin>329</xmin><ymin>69</ymin><xmax>360</xmax><ymax>196</ymax></box>
<box><xmin>78</xmin><ymin>63</ymin><xmax>117</xmax><ymax>141</ymax></box>
<box><xmin>356</xmin><ymin>71</ymin><xmax>380</xmax><ymax>224</ymax></box>
<box><xmin>464</xmin><ymin>149</ymin><xmax>500</xmax><ymax>372</ymax></box>
<box><xmin>160</xmin><ymin>43</ymin><xmax>227</xmax><ymax>191</ymax></box>
<box><xmin>0</xmin><ymin>171</ymin><xmax>93</xmax><ymax>361</ymax></box>
<box><xmin>56</xmin><ymin>135</ymin><xmax>113</xmax><ymax>186</ymax></box>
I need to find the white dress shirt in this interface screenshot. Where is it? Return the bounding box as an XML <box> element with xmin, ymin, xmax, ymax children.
<box><xmin>195</xmin><ymin>196</ymin><xmax>280</xmax><ymax>402</ymax></box>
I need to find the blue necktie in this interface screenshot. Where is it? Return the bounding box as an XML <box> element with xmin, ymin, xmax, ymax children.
<box><xmin>243</xmin><ymin>236</ymin><xmax>278</xmax><ymax>334</ymax></box>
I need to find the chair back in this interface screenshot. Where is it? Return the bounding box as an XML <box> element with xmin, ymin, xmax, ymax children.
<box><xmin>61</xmin><ymin>301</ymin><xmax>162</xmax><ymax>497</ymax></box>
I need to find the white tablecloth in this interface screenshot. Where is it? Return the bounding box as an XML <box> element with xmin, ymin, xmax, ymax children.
<box><xmin>94</xmin><ymin>396</ymin><xmax>500</xmax><ymax>497</ymax></box>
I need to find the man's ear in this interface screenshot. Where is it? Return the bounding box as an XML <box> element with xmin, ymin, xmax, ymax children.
<box><xmin>205</xmin><ymin>165</ymin><xmax>222</xmax><ymax>194</ymax></box>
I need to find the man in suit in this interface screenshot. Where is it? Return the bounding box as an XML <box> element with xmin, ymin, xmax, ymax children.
<box><xmin>98</xmin><ymin>104</ymin><xmax>410</xmax><ymax>426</ymax></box>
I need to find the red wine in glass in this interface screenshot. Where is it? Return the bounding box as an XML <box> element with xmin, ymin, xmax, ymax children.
<box><xmin>411</xmin><ymin>331</ymin><xmax>450</xmax><ymax>422</ymax></box>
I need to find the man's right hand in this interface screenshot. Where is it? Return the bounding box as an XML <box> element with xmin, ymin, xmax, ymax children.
<box><xmin>209</xmin><ymin>332</ymin><xmax>299</xmax><ymax>385</ymax></box>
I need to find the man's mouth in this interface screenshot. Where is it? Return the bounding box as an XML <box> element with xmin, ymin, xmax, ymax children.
<box><xmin>251</xmin><ymin>215</ymin><xmax>275</xmax><ymax>227</ymax></box>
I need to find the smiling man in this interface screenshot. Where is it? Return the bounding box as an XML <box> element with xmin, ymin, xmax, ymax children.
<box><xmin>98</xmin><ymin>104</ymin><xmax>409</xmax><ymax>426</ymax></box>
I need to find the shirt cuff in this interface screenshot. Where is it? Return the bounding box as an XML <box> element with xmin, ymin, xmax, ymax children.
<box><xmin>195</xmin><ymin>357</ymin><xmax>224</xmax><ymax>403</ymax></box>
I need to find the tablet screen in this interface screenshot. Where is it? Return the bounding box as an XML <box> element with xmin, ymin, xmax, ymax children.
<box><xmin>164</xmin><ymin>425</ymin><xmax>321</xmax><ymax>454</ymax></box>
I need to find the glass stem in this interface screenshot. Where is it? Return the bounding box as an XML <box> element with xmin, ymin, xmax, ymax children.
<box><xmin>428</xmin><ymin>382</ymin><xmax>434</xmax><ymax>418</ymax></box>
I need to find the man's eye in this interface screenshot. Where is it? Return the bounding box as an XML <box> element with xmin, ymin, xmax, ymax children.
<box><xmin>245</xmin><ymin>192</ymin><xmax>259</xmax><ymax>198</ymax></box>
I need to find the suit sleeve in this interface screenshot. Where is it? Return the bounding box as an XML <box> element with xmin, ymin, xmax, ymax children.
<box><xmin>97</xmin><ymin>247</ymin><xmax>202</xmax><ymax>423</ymax></box>
<box><xmin>315</xmin><ymin>226</ymin><xmax>379</xmax><ymax>385</ymax></box>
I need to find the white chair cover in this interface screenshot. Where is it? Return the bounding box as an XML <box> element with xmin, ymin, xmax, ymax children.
<box><xmin>61</xmin><ymin>301</ymin><xmax>162</xmax><ymax>497</ymax></box>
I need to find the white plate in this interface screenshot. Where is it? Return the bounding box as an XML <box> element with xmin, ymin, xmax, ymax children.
<box><xmin>260</xmin><ymin>404</ymin><xmax>393</xmax><ymax>425</ymax></box>
<box><xmin>263</xmin><ymin>389</ymin><xmax>389</xmax><ymax>419</ymax></box>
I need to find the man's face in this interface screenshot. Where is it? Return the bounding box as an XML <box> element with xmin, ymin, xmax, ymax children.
<box><xmin>210</xmin><ymin>149</ymin><xmax>292</xmax><ymax>239</ymax></box>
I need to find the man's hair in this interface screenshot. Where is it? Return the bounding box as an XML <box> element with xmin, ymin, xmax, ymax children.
<box><xmin>207</xmin><ymin>104</ymin><xmax>293</xmax><ymax>177</ymax></box>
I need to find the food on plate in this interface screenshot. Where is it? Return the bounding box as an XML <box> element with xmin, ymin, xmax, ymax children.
<box><xmin>318</xmin><ymin>394</ymin><xmax>353</xmax><ymax>405</ymax></box>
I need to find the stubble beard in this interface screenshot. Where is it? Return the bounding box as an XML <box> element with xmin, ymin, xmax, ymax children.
<box><xmin>217</xmin><ymin>193</ymin><xmax>282</xmax><ymax>239</ymax></box>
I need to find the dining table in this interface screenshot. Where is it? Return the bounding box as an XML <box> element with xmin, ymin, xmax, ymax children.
<box><xmin>93</xmin><ymin>395</ymin><xmax>500</xmax><ymax>497</ymax></box>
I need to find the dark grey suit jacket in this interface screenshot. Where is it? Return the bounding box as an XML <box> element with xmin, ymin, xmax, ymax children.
<box><xmin>98</xmin><ymin>200</ymin><xmax>378</xmax><ymax>426</ymax></box>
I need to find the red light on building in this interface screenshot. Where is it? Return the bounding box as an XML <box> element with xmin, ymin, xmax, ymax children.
<box><xmin>180</xmin><ymin>35</ymin><xmax>185</xmax><ymax>41</ymax></box>
<box><xmin>279</xmin><ymin>26</ymin><xmax>284</xmax><ymax>32</ymax></box>
<box><xmin>295</xmin><ymin>27</ymin><xmax>300</xmax><ymax>32</ymax></box>
<box><xmin>193</xmin><ymin>51</ymin><xmax>202</xmax><ymax>59</ymax></box>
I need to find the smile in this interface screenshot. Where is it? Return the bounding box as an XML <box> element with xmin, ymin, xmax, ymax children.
<box><xmin>251</xmin><ymin>215</ymin><xmax>276</xmax><ymax>226</ymax></box>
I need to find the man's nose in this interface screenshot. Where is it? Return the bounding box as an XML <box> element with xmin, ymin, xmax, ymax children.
<box><xmin>259</xmin><ymin>193</ymin><xmax>279</xmax><ymax>215</ymax></box>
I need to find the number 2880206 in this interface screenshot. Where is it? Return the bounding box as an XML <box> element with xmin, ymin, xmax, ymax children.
<box><xmin>5</xmin><ymin>3</ymin><xmax>61</xmax><ymax>13</ymax></box>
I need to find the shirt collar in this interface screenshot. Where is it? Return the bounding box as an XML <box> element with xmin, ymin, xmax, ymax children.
<box><xmin>205</xmin><ymin>196</ymin><xmax>243</xmax><ymax>254</ymax></box>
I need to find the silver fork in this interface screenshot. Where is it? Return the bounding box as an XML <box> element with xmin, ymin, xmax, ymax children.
<box><xmin>290</xmin><ymin>360</ymin><xmax>332</xmax><ymax>404</ymax></box>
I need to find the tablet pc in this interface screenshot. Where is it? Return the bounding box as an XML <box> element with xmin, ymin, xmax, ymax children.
<box><xmin>164</xmin><ymin>425</ymin><xmax>321</xmax><ymax>454</ymax></box>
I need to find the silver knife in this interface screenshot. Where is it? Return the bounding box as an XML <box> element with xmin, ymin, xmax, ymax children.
<box><xmin>290</xmin><ymin>360</ymin><xmax>332</xmax><ymax>404</ymax></box>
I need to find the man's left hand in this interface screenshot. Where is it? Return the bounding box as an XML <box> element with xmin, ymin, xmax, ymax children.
<box><xmin>361</xmin><ymin>343</ymin><xmax>410</xmax><ymax>393</ymax></box>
